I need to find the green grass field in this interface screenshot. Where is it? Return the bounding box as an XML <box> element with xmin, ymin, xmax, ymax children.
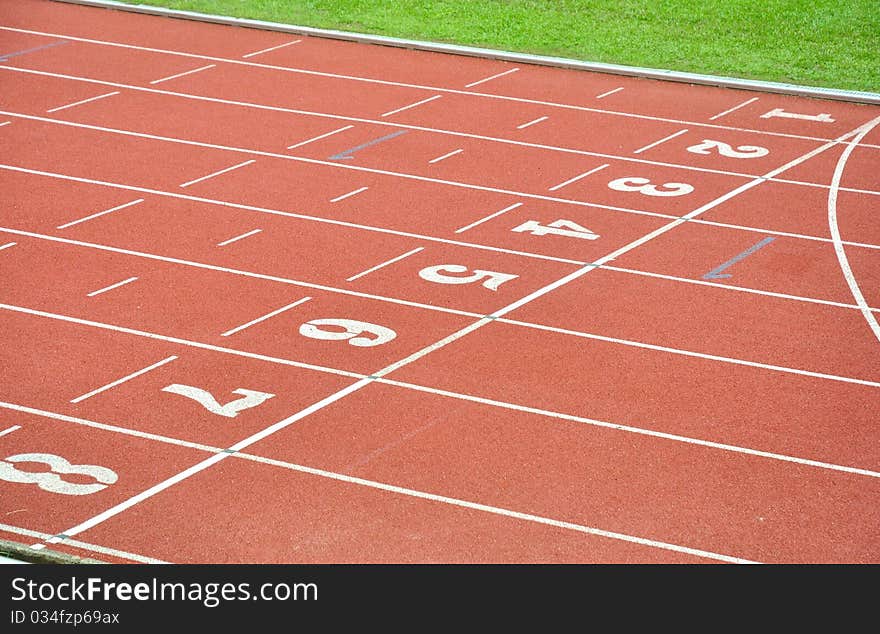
<box><xmin>112</xmin><ymin>0</ymin><xmax>880</xmax><ymax>93</ymax></box>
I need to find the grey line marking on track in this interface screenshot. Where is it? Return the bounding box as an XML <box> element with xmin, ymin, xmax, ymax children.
<box><xmin>56</xmin><ymin>198</ymin><xmax>144</xmax><ymax>229</ymax></box>
<box><xmin>702</xmin><ymin>237</ymin><xmax>776</xmax><ymax>279</ymax></box>
<box><xmin>0</xmin><ymin>39</ymin><xmax>68</xmax><ymax>62</ymax></box>
<box><xmin>328</xmin><ymin>129</ymin><xmax>408</xmax><ymax>160</ymax></box>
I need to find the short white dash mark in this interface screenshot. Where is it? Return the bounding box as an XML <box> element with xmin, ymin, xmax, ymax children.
<box><xmin>87</xmin><ymin>276</ymin><xmax>138</xmax><ymax>297</ymax></box>
<box><xmin>242</xmin><ymin>40</ymin><xmax>302</xmax><ymax>59</ymax></box>
<box><xmin>149</xmin><ymin>64</ymin><xmax>216</xmax><ymax>85</ymax></box>
<box><xmin>710</xmin><ymin>97</ymin><xmax>759</xmax><ymax>121</ymax></box>
<box><xmin>346</xmin><ymin>247</ymin><xmax>424</xmax><ymax>282</ymax></box>
<box><xmin>57</xmin><ymin>199</ymin><xmax>144</xmax><ymax>229</ymax></box>
<box><xmin>464</xmin><ymin>67</ymin><xmax>520</xmax><ymax>88</ymax></box>
<box><xmin>633</xmin><ymin>129</ymin><xmax>689</xmax><ymax>154</ymax></box>
<box><xmin>549</xmin><ymin>164</ymin><xmax>609</xmax><ymax>191</ymax></box>
<box><xmin>330</xmin><ymin>186</ymin><xmax>368</xmax><ymax>203</ymax></box>
<box><xmin>217</xmin><ymin>228</ymin><xmax>262</xmax><ymax>247</ymax></box>
<box><xmin>428</xmin><ymin>148</ymin><xmax>463</xmax><ymax>164</ymax></box>
<box><xmin>70</xmin><ymin>355</ymin><xmax>178</xmax><ymax>403</ymax></box>
<box><xmin>596</xmin><ymin>87</ymin><xmax>624</xmax><ymax>99</ymax></box>
<box><xmin>516</xmin><ymin>116</ymin><xmax>548</xmax><ymax>130</ymax></box>
<box><xmin>179</xmin><ymin>160</ymin><xmax>255</xmax><ymax>188</ymax></box>
<box><xmin>47</xmin><ymin>91</ymin><xmax>120</xmax><ymax>113</ymax></box>
<box><xmin>381</xmin><ymin>95</ymin><xmax>442</xmax><ymax>118</ymax></box>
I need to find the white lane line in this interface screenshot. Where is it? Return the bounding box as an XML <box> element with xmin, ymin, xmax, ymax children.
<box><xmin>46</xmin><ymin>91</ymin><xmax>119</xmax><ymax>113</ymax></box>
<box><xmin>7</xmin><ymin>86</ymin><xmax>880</xmax><ymax>198</ymax></box>
<box><xmin>454</xmin><ymin>202</ymin><xmax>523</xmax><ymax>234</ymax></box>
<box><xmin>0</xmin><ymin>226</ymin><xmax>485</xmax><ymax>319</ymax></box>
<box><xmin>70</xmin><ymin>355</ymin><xmax>178</xmax><ymax>404</ymax></box>
<box><xmin>86</xmin><ymin>276</ymin><xmax>138</xmax><ymax>297</ymax></box>
<box><xmin>548</xmin><ymin>163</ymin><xmax>609</xmax><ymax>191</ymax></box>
<box><xmin>56</xmin><ymin>198</ymin><xmax>144</xmax><ymax>229</ymax></box>
<box><xmin>596</xmin><ymin>87</ymin><xmax>624</xmax><ymax>99</ymax></box>
<box><xmin>464</xmin><ymin>67</ymin><xmax>519</xmax><ymax>88</ymax></box>
<box><xmin>149</xmin><ymin>63</ymin><xmax>216</xmax><ymax>85</ymax></box>
<box><xmin>287</xmin><ymin>124</ymin><xmax>354</xmax><ymax>149</ymax></box>
<box><xmin>633</xmin><ymin>129</ymin><xmax>689</xmax><ymax>154</ymax></box>
<box><xmin>179</xmin><ymin>159</ymin><xmax>255</xmax><ymax>188</ymax></box>
<box><xmin>4</xmin><ymin>308</ymin><xmax>879</xmax><ymax>483</ymax></box>
<box><xmin>428</xmin><ymin>148</ymin><xmax>463</xmax><ymax>164</ymax></box>
<box><xmin>0</xmin><ymin>425</ymin><xmax>21</xmax><ymax>438</ymax></box>
<box><xmin>216</xmin><ymin>228</ymin><xmax>262</xmax><ymax>246</ymax></box>
<box><xmin>221</xmin><ymin>296</ymin><xmax>312</xmax><ymax>337</ymax></box>
<box><xmin>0</xmin><ymin>121</ymin><xmax>10</xmax><ymax>127</ymax></box>
<box><xmin>827</xmin><ymin>115</ymin><xmax>880</xmax><ymax>343</ymax></box>
<box><xmin>0</xmin><ymin>520</ymin><xmax>167</xmax><ymax>564</ymax></box>
<box><xmin>346</xmin><ymin>247</ymin><xmax>424</xmax><ymax>282</ymax></box>
<box><xmin>330</xmin><ymin>185</ymin><xmax>368</xmax><ymax>202</ymax></box>
<box><xmin>0</xmin><ymin>242</ymin><xmax>17</xmax><ymax>251</ymax></box>
<box><xmin>516</xmin><ymin>116</ymin><xmax>548</xmax><ymax>130</ymax></box>
<box><xmin>381</xmin><ymin>94</ymin><xmax>442</xmax><ymax>117</ymax></box>
<box><xmin>4</xmin><ymin>31</ymin><xmax>876</xmax><ymax>150</ymax></box>
<box><xmin>709</xmin><ymin>97</ymin><xmax>759</xmax><ymax>121</ymax></box>
<box><xmin>242</xmin><ymin>39</ymin><xmax>301</xmax><ymax>59</ymax></box>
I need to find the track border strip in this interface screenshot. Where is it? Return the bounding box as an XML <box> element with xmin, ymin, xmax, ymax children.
<box><xmin>53</xmin><ymin>0</ymin><xmax>880</xmax><ymax>105</ymax></box>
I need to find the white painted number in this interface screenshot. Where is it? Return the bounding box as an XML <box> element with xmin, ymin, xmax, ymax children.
<box><xmin>161</xmin><ymin>384</ymin><xmax>275</xmax><ymax>418</ymax></box>
<box><xmin>686</xmin><ymin>140</ymin><xmax>769</xmax><ymax>159</ymax></box>
<box><xmin>418</xmin><ymin>265</ymin><xmax>518</xmax><ymax>290</ymax></box>
<box><xmin>0</xmin><ymin>453</ymin><xmax>118</xmax><ymax>496</ymax></box>
<box><xmin>760</xmin><ymin>108</ymin><xmax>835</xmax><ymax>123</ymax></box>
<box><xmin>299</xmin><ymin>318</ymin><xmax>397</xmax><ymax>347</ymax></box>
<box><xmin>511</xmin><ymin>219</ymin><xmax>599</xmax><ymax>240</ymax></box>
<box><xmin>608</xmin><ymin>177</ymin><xmax>694</xmax><ymax>197</ymax></box>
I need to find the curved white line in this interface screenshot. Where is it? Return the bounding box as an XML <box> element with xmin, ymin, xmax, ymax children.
<box><xmin>828</xmin><ymin>116</ymin><xmax>880</xmax><ymax>343</ymax></box>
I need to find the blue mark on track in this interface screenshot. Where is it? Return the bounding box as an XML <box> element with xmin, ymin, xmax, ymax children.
<box><xmin>0</xmin><ymin>40</ymin><xmax>69</xmax><ymax>62</ymax></box>
<box><xmin>329</xmin><ymin>129</ymin><xmax>408</xmax><ymax>160</ymax></box>
<box><xmin>702</xmin><ymin>236</ymin><xmax>775</xmax><ymax>280</ymax></box>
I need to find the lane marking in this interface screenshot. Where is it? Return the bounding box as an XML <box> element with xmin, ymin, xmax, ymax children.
<box><xmin>69</xmin><ymin>355</ymin><xmax>178</xmax><ymax>403</ymax></box>
<box><xmin>56</xmin><ymin>198</ymin><xmax>144</xmax><ymax>229</ymax></box>
<box><xmin>702</xmin><ymin>236</ymin><xmax>775</xmax><ymax>279</ymax></box>
<box><xmin>428</xmin><ymin>148</ymin><xmax>463</xmax><ymax>164</ymax></box>
<box><xmin>346</xmin><ymin>247</ymin><xmax>424</xmax><ymax>282</ymax></box>
<box><xmin>149</xmin><ymin>63</ymin><xmax>216</xmax><ymax>85</ymax></box>
<box><xmin>762</xmin><ymin>108</ymin><xmax>835</xmax><ymax>123</ymax></box>
<box><xmin>287</xmin><ymin>124</ymin><xmax>354</xmax><ymax>149</ymax></box>
<box><xmin>0</xmin><ymin>520</ymin><xmax>167</xmax><ymax>564</ymax></box>
<box><xmin>216</xmin><ymin>228</ymin><xmax>262</xmax><ymax>247</ymax></box>
<box><xmin>1</xmin><ymin>30</ymin><xmax>876</xmax><ymax>149</ymax></box>
<box><xmin>5</xmin><ymin>75</ymin><xmax>880</xmax><ymax>192</ymax></box>
<box><xmin>3</xmin><ymin>160</ymin><xmax>879</xmax><ymax>263</ymax></box>
<box><xmin>827</xmin><ymin>115</ymin><xmax>880</xmax><ymax>343</ymax></box>
<box><xmin>516</xmin><ymin>116</ymin><xmax>548</xmax><ymax>130</ymax></box>
<box><xmin>0</xmin><ymin>242</ymin><xmax>17</xmax><ymax>251</ymax></box>
<box><xmin>330</xmin><ymin>185</ymin><xmax>368</xmax><ymax>202</ymax></box>
<box><xmin>5</xmin><ymin>303</ymin><xmax>880</xmax><ymax>481</ymax></box>
<box><xmin>328</xmin><ymin>129</ymin><xmax>408</xmax><ymax>160</ymax></box>
<box><xmin>0</xmin><ymin>401</ymin><xmax>752</xmax><ymax>564</ymax></box>
<box><xmin>221</xmin><ymin>296</ymin><xmax>312</xmax><ymax>337</ymax></box>
<box><xmin>179</xmin><ymin>159</ymin><xmax>255</xmax><ymax>188</ymax></box>
<box><xmin>709</xmin><ymin>97</ymin><xmax>759</xmax><ymax>121</ymax></box>
<box><xmin>595</xmin><ymin>87</ymin><xmax>623</xmax><ymax>99</ymax></box>
<box><xmin>0</xmin><ymin>226</ymin><xmax>486</xmax><ymax>318</ymax></box>
<box><xmin>0</xmin><ymin>121</ymin><xmax>10</xmax><ymax>127</ymax></box>
<box><xmin>455</xmin><ymin>202</ymin><xmax>523</xmax><ymax>234</ymax></box>
<box><xmin>464</xmin><ymin>67</ymin><xmax>519</xmax><ymax>88</ymax></box>
<box><xmin>0</xmin><ymin>425</ymin><xmax>21</xmax><ymax>438</ymax></box>
<box><xmin>46</xmin><ymin>91</ymin><xmax>119</xmax><ymax>113</ymax></box>
<box><xmin>381</xmin><ymin>94</ymin><xmax>442</xmax><ymax>117</ymax></box>
<box><xmin>86</xmin><ymin>276</ymin><xmax>138</xmax><ymax>297</ymax></box>
<box><xmin>0</xmin><ymin>39</ymin><xmax>68</xmax><ymax>61</ymax></box>
<box><xmin>633</xmin><ymin>129</ymin><xmax>689</xmax><ymax>154</ymax></box>
<box><xmin>605</xmin><ymin>264</ymin><xmax>879</xmax><ymax>313</ymax></box>
<box><xmin>548</xmin><ymin>164</ymin><xmax>609</xmax><ymax>191</ymax></box>
<box><xmin>242</xmin><ymin>39</ymin><xmax>301</xmax><ymax>59</ymax></box>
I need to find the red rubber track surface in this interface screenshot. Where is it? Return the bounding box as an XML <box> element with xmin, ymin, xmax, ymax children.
<box><xmin>0</xmin><ymin>0</ymin><xmax>878</xmax><ymax>564</ymax></box>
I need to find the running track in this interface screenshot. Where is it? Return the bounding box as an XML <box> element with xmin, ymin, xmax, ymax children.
<box><xmin>0</xmin><ymin>0</ymin><xmax>878</xmax><ymax>564</ymax></box>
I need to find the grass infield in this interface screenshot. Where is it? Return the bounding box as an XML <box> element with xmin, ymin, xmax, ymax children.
<box><xmin>107</xmin><ymin>0</ymin><xmax>880</xmax><ymax>94</ymax></box>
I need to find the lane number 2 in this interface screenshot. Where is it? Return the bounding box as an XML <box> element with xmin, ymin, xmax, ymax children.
<box><xmin>686</xmin><ymin>140</ymin><xmax>769</xmax><ymax>158</ymax></box>
<box><xmin>0</xmin><ymin>453</ymin><xmax>118</xmax><ymax>496</ymax></box>
<box><xmin>418</xmin><ymin>265</ymin><xmax>518</xmax><ymax>290</ymax></box>
<box><xmin>608</xmin><ymin>177</ymin><xmax>694</xmax><ymax>197</ymax></box>
<box><xmin>161</xmin><ymin>385</ymin><xmax>275</xmax><ymax>418</ymax></box>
